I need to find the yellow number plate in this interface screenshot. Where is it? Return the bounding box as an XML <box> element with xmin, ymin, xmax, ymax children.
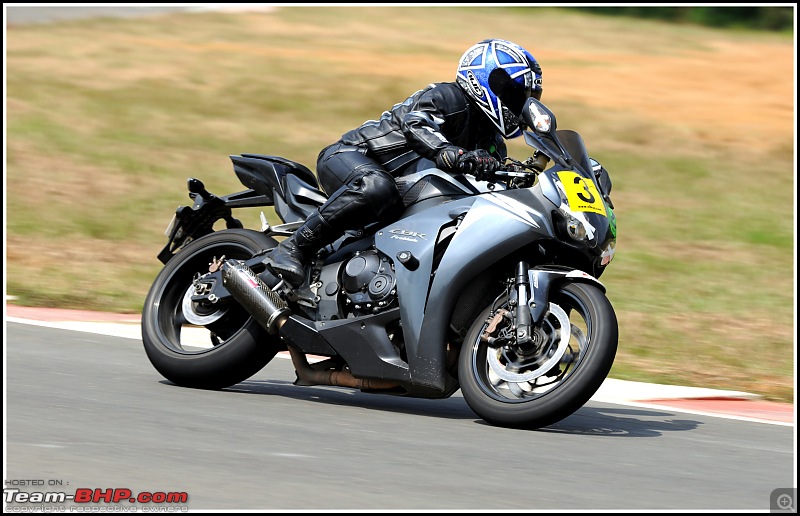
<box><xmin>557</xmin><ymin>171</ymin><xmax>607</xmax><ymax>216</ymax></box>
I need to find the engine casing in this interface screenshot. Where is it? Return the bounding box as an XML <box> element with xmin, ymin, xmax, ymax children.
<box><xmin>341</xmin><ymin>250</ymin><xmax>397</xmax><ymax>313</ymax></box>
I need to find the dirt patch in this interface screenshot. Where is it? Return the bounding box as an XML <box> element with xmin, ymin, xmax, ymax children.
<box><xmin>535</xmin><ymin>42</ymin><xmax>793</xmax><ymax>152</ymax></box>
<box><xmin>121</xmin><ymin>34</ymin><xmax>793</xmax><ymax>151</ymax></box>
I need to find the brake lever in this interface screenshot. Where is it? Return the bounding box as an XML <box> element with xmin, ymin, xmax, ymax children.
<box><xmin>494</xmin><ymin>170</ymin><xmax>530</xmax><ymax>178</ymax></box>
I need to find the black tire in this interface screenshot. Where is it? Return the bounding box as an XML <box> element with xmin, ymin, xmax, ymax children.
<box><xmin>458</xmin><ymin>282</ymin><xmax>618</xmax><ymax>429</ymax></box>
<box><xmin>142</xmin><ymin>229</ymin><xmax>281</xmax><ymax>390</ymax></box>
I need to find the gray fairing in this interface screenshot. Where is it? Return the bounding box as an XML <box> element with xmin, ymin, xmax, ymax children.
<box><xmin>374</xmin><ymin>178</ymin><xmax>553</xmax><ymax>392</ymax></box>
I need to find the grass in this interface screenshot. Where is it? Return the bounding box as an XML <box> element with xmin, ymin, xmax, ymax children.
<box><xmin>5</xmin><ymin>6</ymin><xmax>795</xmax><ymax>402</ymax></box>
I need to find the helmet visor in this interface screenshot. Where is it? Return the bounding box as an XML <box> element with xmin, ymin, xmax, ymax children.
<box><xmin>489</xmin><ymin>68</ymin><xmax>537</xmax><ymax>116</ymax></box>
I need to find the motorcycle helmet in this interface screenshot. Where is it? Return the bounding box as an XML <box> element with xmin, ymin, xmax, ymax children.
<box><xmin>456</xmin><ymin>38</ymin><xmax>543</xmax><ymax>139</ymax></box>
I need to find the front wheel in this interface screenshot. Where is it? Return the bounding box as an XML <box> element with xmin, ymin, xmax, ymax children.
<box><xmin>142</xmin><ymin>229</ymin><xmax>281</xmax><ymax>389</ymax></box>
<box><xmin>458</xmin><ymin>282</ymin><xmax>618</xmax><ymax>429</ymax></box>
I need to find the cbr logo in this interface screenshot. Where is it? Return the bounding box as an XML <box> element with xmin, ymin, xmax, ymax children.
<box><xmin>390</xmin><ymin>229</ymin><xmax>427</xmax><ymax>242</ymax></box>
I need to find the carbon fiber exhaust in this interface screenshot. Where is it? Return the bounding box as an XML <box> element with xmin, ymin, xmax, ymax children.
<box><xmin>221</xmin><ymin>260</ymin><xmax>290</xmax><ymax>334</ymax></box>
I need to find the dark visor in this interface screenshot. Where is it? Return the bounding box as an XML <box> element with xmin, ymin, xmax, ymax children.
<box><xmin>489</xmin><ymin>68</ymin><xmax>538</xmax><ymax>115</ymax></box>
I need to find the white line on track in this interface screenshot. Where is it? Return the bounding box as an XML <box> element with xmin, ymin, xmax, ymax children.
<box><xmin>6</xmin><ymin>316</ymin><xmax>793</xmax><ymax>426</ymax></box>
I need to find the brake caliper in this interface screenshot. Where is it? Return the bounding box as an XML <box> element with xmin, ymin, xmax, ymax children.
<box><xmin>481</xmin><ymin>309</ymin><xmax>510</xmax><ymax>346</ymax></box>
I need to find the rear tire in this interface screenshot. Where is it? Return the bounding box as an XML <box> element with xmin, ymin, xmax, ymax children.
<box><xmin>458</xmin><ymin>282</ymin><xmax>618</xmax><ymax>429</ymax></box>
<box><xmin>142</xmin><ymin>229</ymin><xmax>281</xmax><ymax>389</ymax></box>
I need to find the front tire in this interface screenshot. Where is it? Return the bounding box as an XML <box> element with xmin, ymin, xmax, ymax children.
<box><xmin>142</xmin><ymin>229</ymin><xmax>281</xmax><ymax>389</ymax></box>
<box><xmin>458</xmin><ymin>282</ymin><xmax>618</xmax><ymax>429</ymax></box>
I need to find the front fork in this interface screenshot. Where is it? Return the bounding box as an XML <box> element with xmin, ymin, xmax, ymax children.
<box><xmin>513</xmin><ymin>261</ymin><xmax>534</xmax><ymax>347</ymax></box>
<box><xmin>480</xmin><ymin>260</ymin><xmax>547</xmax><ymax>366</ymax></box>
<box><xmin>506</xmin><ymin>261</ymin><xmax>606</xmax><ymax>352</ymax></box>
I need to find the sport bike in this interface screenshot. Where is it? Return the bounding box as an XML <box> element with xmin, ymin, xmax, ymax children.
<box><xmin>142</xmin><ymin>97</ymin><xmax>618</xmax><ymax>429</ymax></box>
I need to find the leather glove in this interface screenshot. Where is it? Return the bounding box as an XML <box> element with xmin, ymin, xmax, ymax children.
<box><xmin>436</xmin><ymin>146</ymin><xmax>500</xmax><ymax>181</ymax></box>
<box><xmin>460</xmin><ymin>149</ymin><xmax>500</xmax><ymax>181</ymax></box>
<box><xmin>436</xmin><ymin>146</ymin><xmax>466</xmax><ymax>172</ymax></box>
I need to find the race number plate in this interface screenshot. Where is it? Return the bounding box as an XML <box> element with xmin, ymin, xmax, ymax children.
<box><xmin>557</xmin><ymin>171</ymin><xmax>607</xmax><ymax>215</ymax></box>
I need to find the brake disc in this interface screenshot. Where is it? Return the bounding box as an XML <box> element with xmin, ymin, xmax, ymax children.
<box><xmin>487</xmin><ymin>302</ymin><xmax>571</xmax><ymax>383</ymax></box>
<box><xmin>181</xmin><ymin>284</ymin><xmax>227</xmax><ymax>326</ymax></box>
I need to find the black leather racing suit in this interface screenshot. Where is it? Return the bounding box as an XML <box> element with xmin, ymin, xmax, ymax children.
<box><xmin>298</xmin><ymin>81</ymin><xmax>506</xmax><ymax>248</ymax></box>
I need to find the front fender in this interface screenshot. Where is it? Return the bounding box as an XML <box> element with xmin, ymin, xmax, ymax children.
<box><xmin>528</xmin><ymin>265</ymin><xmax>606</xmax><ymax>325</ymax></box>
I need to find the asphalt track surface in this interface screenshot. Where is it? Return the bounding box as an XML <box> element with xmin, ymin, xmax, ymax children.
<box><xmin>4</xmin><ymin>315</ymin><xmax>796</xmax><ymax>512</ymax></box>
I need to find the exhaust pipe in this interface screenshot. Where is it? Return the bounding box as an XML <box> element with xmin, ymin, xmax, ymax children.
<box><xmin>221</xmin><ymin>260</ymin><xmax>290</xmax><ymax>334</ymax></box>
<box><xmin>223</xmin><ymin>259</ymin><xmax>399</xmax><ymax>391</ymax></box>
<box><xmin>287</xmin><ymin>346</ymin><xmax>400</xmax><ymax>391</ymax></box>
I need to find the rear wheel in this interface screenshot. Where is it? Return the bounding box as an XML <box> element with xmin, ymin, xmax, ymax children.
<box><xmin>142</xmin><ymin>229</ymin><xmax>281</xmax><ymax>389</ymax></box>
<box><xmin>458</xmin><ymin>282</ymin><xmax>618</xmax><ymax>429</ymax></box>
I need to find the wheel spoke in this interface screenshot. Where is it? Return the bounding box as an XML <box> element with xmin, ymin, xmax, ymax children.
<box><xmin>169</xmin><ymin>306</ymin><xmax>190</xmax><ymax>344</ymax></box>
<box><xmin>173</xmin><ymin>308</ymin><xmax>190</xmax><ymax>328</ymax></box>
<box><xmin>507</xmin><ymin>381</ymin><xmax>531</xmax><ymax>398</ymax></box>
<box><xmin>487</xmin><ymin>357</ymin><xmax>504</xmax><ymax>387</ymax></box>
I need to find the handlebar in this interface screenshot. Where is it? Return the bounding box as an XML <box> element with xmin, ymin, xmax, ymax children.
<box><xmin>456</xmin><ymin>157</ymin><xmax>544</xmax><ymax>190</ymax></box>
<box><xmin>459</xmin><ymin>160</ymin><xmax>535</xmax><ymax>176</ymax></box>
<box><xmin>498</xmin><ymin>160</ymin><xmax>535</xmax><ymax>174</ymax></box>
<box><xmin>494</xmin><ymin>168</ymin><xmax>533</xmax><ymax>178</ymax></box>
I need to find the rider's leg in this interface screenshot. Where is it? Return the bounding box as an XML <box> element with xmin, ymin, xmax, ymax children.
<box><xmin>263</xmin><ymin>143</ymin><xmax>404</xmax><ymax>287</ymax></box>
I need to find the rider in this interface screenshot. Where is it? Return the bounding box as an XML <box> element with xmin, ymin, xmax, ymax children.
<box><xmin>264</xmin><ymin>38</ymin><xmax>544</xmax><ymax>287</ymax></box>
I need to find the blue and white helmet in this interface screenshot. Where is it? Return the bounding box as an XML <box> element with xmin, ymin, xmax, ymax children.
<box><xmin>456</xmin><ymin>39</ymin><xmax>543</xmax><ymax>139</ymax></box>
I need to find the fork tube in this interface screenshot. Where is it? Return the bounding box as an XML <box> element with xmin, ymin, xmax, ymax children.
<box><xmin>515</xmin><ymin>261</ymin><xmax>532</xmax><ymax>344</ymax></box>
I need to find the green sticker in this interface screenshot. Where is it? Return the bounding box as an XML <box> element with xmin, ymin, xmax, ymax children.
<box><xmin>607</xmin><ymin>206</ymin><xmax>617</xmax><ymax>238</ymax></box>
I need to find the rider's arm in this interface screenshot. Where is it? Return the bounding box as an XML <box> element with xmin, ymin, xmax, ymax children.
<box><xmin>400</xmin><ymin>83</ymin><xmax>470</xmax><ymax>163</ymax></box>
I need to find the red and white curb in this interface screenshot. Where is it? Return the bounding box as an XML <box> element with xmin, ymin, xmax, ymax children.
<box><xmin>5</xmin><ymin>303</ymin><xmax>794</xmax><ymax>426</ymax></box>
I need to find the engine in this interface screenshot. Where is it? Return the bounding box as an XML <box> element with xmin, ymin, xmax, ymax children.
<box><xmin>341</xmin><ymin>250</ymin><xmax>397</xmax><ymax>314</ymax></box>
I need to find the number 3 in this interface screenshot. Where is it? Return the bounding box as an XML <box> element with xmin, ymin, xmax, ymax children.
<box><xmin>574</xmin><ymin>176</ymin><xmax>595</xmax><ymax>204</ymax></box>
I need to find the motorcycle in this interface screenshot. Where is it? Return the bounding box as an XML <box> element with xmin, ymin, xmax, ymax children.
<box><xmin>141</xmin><ymin>97</ymin><xmax>618</xmax><ymax>429</ymax></box>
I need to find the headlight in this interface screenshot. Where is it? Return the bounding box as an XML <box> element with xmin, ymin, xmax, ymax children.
<box><xmin>564</xmin><ymin>212</ymin><xmax>587</xmax><ymax>241</ymax></box>
<box><xmin>555</xmin><ymin>201</ymin><xmax>595</xmax><ymax>244</ymax></box>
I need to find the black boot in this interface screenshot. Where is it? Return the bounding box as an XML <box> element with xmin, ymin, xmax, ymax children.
<box><xmin>263</xmin><ymin>212</ymin><xmax>334</xmax><ymax>287</ymax></box>
<box><xmin>263</xmin><ymin>235</ymin><xmax>308</xmax><ymax>287</ymax></box>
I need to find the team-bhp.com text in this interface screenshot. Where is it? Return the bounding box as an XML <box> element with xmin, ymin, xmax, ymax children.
<box><xmin>4</xmin><ymin>488</ymin><xmax>189</xmax><ymax>512</ymax></box>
